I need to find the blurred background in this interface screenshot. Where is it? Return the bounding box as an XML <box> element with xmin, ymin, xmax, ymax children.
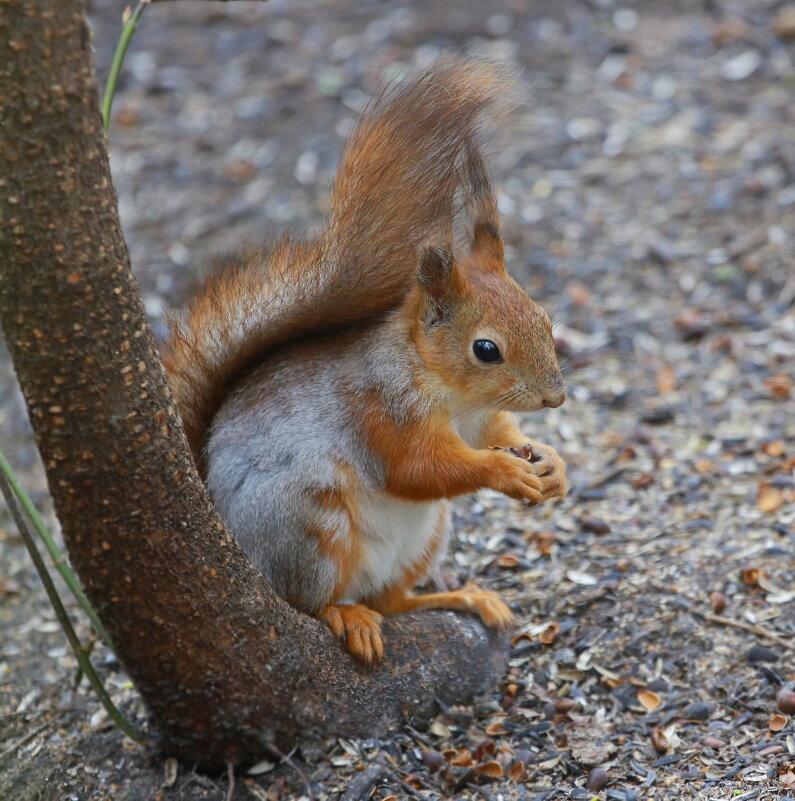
<box><xmin>1</xmin><ymin>0</ymin><xmax>794</xmax><ymax>797</ymax></box>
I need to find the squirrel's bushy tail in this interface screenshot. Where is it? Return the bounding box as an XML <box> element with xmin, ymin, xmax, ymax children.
<box><xmin>162</xmin><ymin>59</ymin><xmax>509</xmax><ymax>468</ymax></box>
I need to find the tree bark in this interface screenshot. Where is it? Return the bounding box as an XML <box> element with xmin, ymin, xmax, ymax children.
<box><xmin>0</xmin><ymin>0</ymin><xmax>507</xmax><ymax>768</ymax></box>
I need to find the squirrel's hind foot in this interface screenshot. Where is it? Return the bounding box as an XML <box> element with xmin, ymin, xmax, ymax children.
<box><xmin>455</xmin><ymin>585</ymin><xmax>515</xmax><ymax>630</ymax></box>
<box><xmin>319</xmin><ymin>603</ymin><xmax>384</xmax><ymax>665</ymax></box>
<box><xmin>369</xmin><ymin>585</ymin><xmax>515</xmax><ymax>631</ymax></box>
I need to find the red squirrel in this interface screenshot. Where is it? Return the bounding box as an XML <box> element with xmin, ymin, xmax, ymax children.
<box><xmin>162</xmin><ymin>60</ymin><xmax>566</xmax><ymax>665</ymax></box>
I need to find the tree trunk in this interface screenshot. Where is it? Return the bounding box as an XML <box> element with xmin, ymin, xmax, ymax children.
<box><xmin>0</xmin><ymin>0</ymin><xmax>506</xmax><ymax>768</ymax></box>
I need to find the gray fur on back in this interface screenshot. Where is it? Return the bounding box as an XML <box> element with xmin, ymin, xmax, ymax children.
<box><xmin>205</xmin><ymin>323</ymin><xmax>435</xmax><ymax>613</ymax></box>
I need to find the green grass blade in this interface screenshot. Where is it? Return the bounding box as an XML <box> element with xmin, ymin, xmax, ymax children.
<box><xmin>0</xmin><ymin>449</ymin><xmax>113</xmax><ymax>649</ymax></box>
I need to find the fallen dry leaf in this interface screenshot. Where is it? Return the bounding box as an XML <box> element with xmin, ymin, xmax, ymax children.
<box><xmin>450</xmin><ymin>748</ymin><xmax>473</xmax><ymax>767</ymax></box>
<box><xmin>762</xmin><ymin>440</ymin><xmax>786</xmax><ymax>457</ymax></box>
<box><xmin>764</xmin><ymin>373</ymin><xmax>792</xmax><ymax>399</ymax></box>
<box><xmin>651</xmin><ymin>727</ymin><xmax>669</xmax><ymax>752</ymax></box>
<box><xmin>632</xmin><ymin>472</ymin><xmax>655</xmax><ymax>489</ymax></box>
<box><xmin>473</xmin><ymin>739</ymin><xmax>496</xmax><ymax>761</ymax></box>
<box><xmin>758</xmin><ymin>483</ymin><xmax>784</xmax><ymax>514</ymax></box>
<box><xmin>769</xmin><ymin>713</ymin><xmax>788</xmax><ymax>732</ymax></box>
<box><xmin>510</xmin><ymin>631</ymin><xmax>533</xmax><ymax>647</ymax></box>
<box><xmin>476</xmin><ymin>761</ymin><xmax>504</xmax><ymax>778</ymax></box>
<box><xmin>509</xmin><ymin>761</ymin><xmax>527</xmax><ymax>782</ymax></box>
<box><xmin>538</xmin><ymin>621</ymin><xmax>561</xmax><ymax>645</ymax></box>
<box><xmin>774</xmin><ymin>5</ymin><xmax>795</xmax><ymax>39</ymax></box>
<box><xmin>741</xmin><ymin>567</ymin><xmax>762</xmax><ymax>586</ymax></box>
<box><xmin>656</xmin><ymin>365</ymin><xmax>677</xmax><ymax>394</ymax></box>
<box><xmin>430</xmin><ymin>720</ymin><xmax>452</xmax><ymax>739</ymax></box>
<box><xmin>485</xmin><ymin>721</ymin><xmax>508</xmax><ymax>736</ymax></box>
<box><xmin>638</xmin><ymin>689</ymin><xmax>662</xmax><ymax>711</ymax></box>
<box><xmin>0</xmin><ymin>577</ymin><xmax>21</xmax><ymax>597</ymax></box>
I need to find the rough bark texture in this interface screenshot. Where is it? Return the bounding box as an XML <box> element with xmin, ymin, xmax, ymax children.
<box><xmin>0</xmin><ymin>0</ymin><xmax>506</xmax><ymax>769</ymax></box>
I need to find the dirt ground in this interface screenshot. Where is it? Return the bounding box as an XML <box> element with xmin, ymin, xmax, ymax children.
<box><xmin>1</xmin><ymin>0</ymin><xmax>794</xmax><ymax>799</ymax></box>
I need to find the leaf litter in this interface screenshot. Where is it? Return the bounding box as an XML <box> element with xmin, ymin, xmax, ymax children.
<box><xmin>1</xmin><ymin>0</ymin><xmax>794</xmax><ymax>799</ymax></box>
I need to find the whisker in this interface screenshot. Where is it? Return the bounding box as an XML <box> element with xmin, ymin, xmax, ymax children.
<box><xmin>444</xmin><ymin>388</ymin><xmax>521</xmax><ymax>431</ymax></box>
<box><xmin>558</xmin><ymin>333</ymin><xmax>613</xmax><ymax>373</ymax></box>
<box><xmin>547</xmin><ymin>289</ymin><xmax>571</xmax><ymax>326</ymax></box>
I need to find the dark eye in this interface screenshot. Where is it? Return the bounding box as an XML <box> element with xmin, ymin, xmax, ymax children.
<box><xmin>473</xmin><ymin>339</ymin><xmax>502</xmax><ymax>364</ymax></box>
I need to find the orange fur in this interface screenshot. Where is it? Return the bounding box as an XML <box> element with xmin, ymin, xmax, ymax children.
<box><xmin>162</xmin><ymin>60</ymin><xmax>510</xmax><ymax>473</ymax></box>
<box><xmin>318</xmin><ymin>604</ymin><xmax>383</xmax><ymax>665</ymax></box>
<box><xmin>359</xmin><ymin>398</ymin><xmax>501</xmax><ymax>501</ymax></box>
<box><xmin>311</xmin><ymin>468</ymin><xmax>364</xmax><ymax>602</ymax></box>
<box><xmin>164</xmin><ymin>59</ymin><xmax>569</xmax><ymax>665</ymax></box>
<box><xmin>481</xmin><ymin>410</ymin><xmax>527</xmax><ymax>449</ymax></box>
<box><xmin>366</xmin><ymin>507</ymin><xmax>513</xmax><ymax>630</ymax></box>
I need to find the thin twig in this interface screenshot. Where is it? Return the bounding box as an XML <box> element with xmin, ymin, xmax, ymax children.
<box><xmin>339</xmin><ymin>764</ymin><xmax>388</xmax><ymax>801</ymax></box>
<box><xmin>102</xmin><ymin>1</ymin><xmax>149</xmax><ymax>130</ymax></box>
<box><xmin>691</xmin><ymin>608</ymin><xmax>795</xmax><ymax>653</ymax></box>
<box><xmin>0</xmin><ymin>469</ymin><xmax>143</xmax><ymax>743</ymax></box>
<box><xmin>0</xmin><ymin>449</ymin><xmax>113</xmax><ymax>649</ymax></box>
<box><xmin>225</xmin><ymin>762</ymin><xmax>235</xmax><ymax>801</ymax></box>
<box><xmin>0</xmin><ymin>722</ymin><xmax>50</xmax><ymax>764</ymax></box>
<box><xmin>268</xmin><ymin>742</ymin><xmax>314</xmax><ymax>800</ymax></box>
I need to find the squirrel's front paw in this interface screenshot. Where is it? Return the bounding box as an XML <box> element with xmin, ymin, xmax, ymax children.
<box><xmin>525</xmin><ymin>440</ymin><xmax>567</xmax><ymax>501</ymax></box>
<box><xmin>490</xmin><ymin>451</ymin><xmax>545</xmax><ymax>504</ymax></box>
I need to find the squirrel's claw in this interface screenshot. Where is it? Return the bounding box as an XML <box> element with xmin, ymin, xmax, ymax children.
<box><xmin>461</xmin><ymin>585</ymin><xmax>515</xmax><ymax>630</ymax></box>
<box><xmin>525</xmin><ymin>441</ymin><xmax>567</xmax><ymax>500</ymax></box>
<box><xmin>319</xmin><ymin>604</ymin><xmax>384</xmax><ymax>666</ymax></box>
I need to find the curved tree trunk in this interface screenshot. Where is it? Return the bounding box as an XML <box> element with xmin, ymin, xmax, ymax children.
<box><xmin>0</xmin><ymin>0</ymin><xmax>506</xmax><ymax>768</ymax></box>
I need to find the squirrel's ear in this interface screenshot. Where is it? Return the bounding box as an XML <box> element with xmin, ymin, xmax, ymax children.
<box><xmin>464</xmin><ymin>139</ymin><xmax>505</xmax><ymax>269</ymax></box>
<box><xmin>471</xmin><ymin>219</ymin><xmax>504</xmax><ymax>265</ymax></box>
<box><xmin>417</xmin><ymin>245</ymin><xmax>454</xmax><ymax>299</ymax></box>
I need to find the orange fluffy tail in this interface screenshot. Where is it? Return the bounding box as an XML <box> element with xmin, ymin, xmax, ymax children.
<box><xmin>162</xmin><ymin>59</ymin><xmax>509</xmax><ymax>470</ymax></box>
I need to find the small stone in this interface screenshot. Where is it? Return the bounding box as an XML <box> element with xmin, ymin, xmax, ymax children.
<box><xmin>702</xmin><ymin>737</ymin><xmax>726</xmax><ymax>749</ymax></box>
<box><xmin>579</xmin><ymin>516</ymin><xmax>611</xmax><ymax>535</ymax></box>
<box><xmin>682</xmin><ymin>702</ymin><xmax>712</xmax><ymax>721</ymax></box>
<box><xmin>776</xmin><ymin>688</ymin><xmax>795</xmax><ymax>715</ymax></box>
<box><xmin>586</xmin><ymin>766</ymin><xmax>608</xmax><ymax>792</ymax></box>
<box><xmin>647</xmin><ymin>239</ymin><xmax>676</xmax><ymax>264</ymax></box>
<box><xmin>641</xmin><ymin>406</ymin><xmax>675</xmax><ymax>424</ymax></box>
<box><xmin>720</xmin><ymin>49</ymin><xmax>762</xmax><ymax>82</ymax></box>
<box><xmin>709</xmin><ymin>591</ymin><xmax>727</xmax><ymax>613</ymax></box>
<box><xmin>747</xmin><ymin>645</ymin><xmax>780</xmax><ymax>664</ymax></box>
<box><xmin>421</xmin><ymin>749</ymin><xmax>445</xmax><ymax>772</ymax></box>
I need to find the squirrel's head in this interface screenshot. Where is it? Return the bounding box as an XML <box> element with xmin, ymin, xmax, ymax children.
<box><xmin>410</xmin><ymin>224</ymin><xmax>566</xmax><ymax>414</ymax></box>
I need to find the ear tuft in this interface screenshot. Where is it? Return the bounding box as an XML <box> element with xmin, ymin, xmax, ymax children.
<box><xmin>464</xmin><ymin>139</ymin><xmax>505</xmax><ymax>267</ymax></box>
<box><xmin>417</xmin><ymin>246</ymin><xmax>453</xmax><ymax>298</ymax></box>
<box><xmin>472</xmin><ymin>220</ymin><xmax>504</xmax><ymax>263</ymax></box>
<box><xmin>473</xmin><ymin>220</ymin><xmax>500</xmax><ymax>243</ymax></box>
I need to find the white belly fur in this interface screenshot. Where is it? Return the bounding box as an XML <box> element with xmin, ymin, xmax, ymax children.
<box><xmin>345</xmin><ymin>490</ymin><xmax>443</xmax><ymax>601</ymax></box>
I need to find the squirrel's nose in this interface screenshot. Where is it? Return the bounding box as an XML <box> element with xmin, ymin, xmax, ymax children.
<box><xmin>542</xmin><ymin>384</ymin><xmax>566</xmax><ymax>408</ymax></box>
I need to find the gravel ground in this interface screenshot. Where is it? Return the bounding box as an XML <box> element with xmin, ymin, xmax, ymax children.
<box><xmin>1</xmin><ymin>0</ymin><xmax>794</xmax><ymax>799</ymax></box>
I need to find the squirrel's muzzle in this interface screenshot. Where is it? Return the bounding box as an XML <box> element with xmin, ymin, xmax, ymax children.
<box><xmin>542</xmin><ymin>380</ymin><xmax>566</xmax><ymax>408</ymax></box>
